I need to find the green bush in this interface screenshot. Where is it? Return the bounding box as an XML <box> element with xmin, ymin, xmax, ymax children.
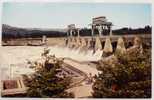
<box><xmin>92</xmin><ymin>48</ymin><xmax>151</xmax><ymax>98</ymax></box>
<box><xmin>26</xmin><ymin>56</ymin><xmax>74</xmax><ymax>98</ymax></box>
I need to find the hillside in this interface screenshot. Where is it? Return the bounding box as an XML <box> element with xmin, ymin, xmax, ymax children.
<box><xmin>2</xmin><ymin>24</ymin><xmax>152</xmax><ymax>39</ymax></box>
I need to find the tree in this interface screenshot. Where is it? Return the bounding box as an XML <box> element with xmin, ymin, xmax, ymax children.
<box><xmin>92</xmin><ymin>48</ymin><xmax>151</xmax><ymax>98</ymax></box>
<box><xmin>26</xmin><ymin>50</ymin><xmax>74</xmax><ymax>98</ymax></box>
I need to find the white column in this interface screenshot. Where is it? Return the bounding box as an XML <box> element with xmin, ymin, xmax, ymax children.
<box><xmin>110</xmin><ymin>26</ymin><xmax>112</xmax><ymax>36</ymax></box>
<box><xmin>70</xmin><ymin>30</ymin><xmax>73</xmax><ymax>37</ymax></box>
<box><xmin>102</xmin><ymin>25</ymin><xmax>104</xmax><ymax>36</ymax></box>
<box><xmin>67</xmin><ymin>31</ymin><xmax>69</xmax><ymax>37</ymax></box>
<box><xmin>91</xmin><ymin>25</ymin><xmax>94</xmax><ymax>36</ymax></box>
<box><xmin>98</xmin><ymin>25</ymin><xmax>102</xmax><ymax>37</ymax></box>
<box><xmin>42</xmin><ymin>35</ymin><xmax>46</xmax><ymax>44</ymax></box>
<box><xmin>78</xmin><ymin>29</ymin><xmax>80</xmax><ymax>37</ymax></box>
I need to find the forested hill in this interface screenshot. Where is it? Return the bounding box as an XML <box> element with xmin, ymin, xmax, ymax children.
<box><xmin>112</xmin><ymin>26</ymin><xmax>151</xmax><ymax>35</ymax></box>
<box><xmin>2</xmin><ymin>24</ymin><xmax>67</xmax><ymax>39</ymax></box>
<box><xmin>2</xmin><ymin>24</ymin><xmax>151</xmax><ymax>39</ymax></box>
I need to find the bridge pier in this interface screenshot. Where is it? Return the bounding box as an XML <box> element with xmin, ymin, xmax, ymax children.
<box><xmin>80</xmin><ymin>38</ymin><xmax>87</xmax><ymax>48</ymax></box>
<box><xmin>65</xmin><ymin>34</ymin><xmax>147</xmax><ymax>58</ymax></box>
<box><xmin>94</xmin><ymin>36</ymin><xmax>102</xmax><ymax>50</ymax></box>
<box><xmin>87</xmin><ymin>38</ymin><xmax>91</xmax><ymax>49</ymax></box>
<box><xmin>102</xmin><ymin>37</ymin><xmax>113</xmax><ymax>57</ymax></box>
<box><xmin>115</xmin><ymin>37</ymin><xmax>126</xmax><ymax>54</ymax></box>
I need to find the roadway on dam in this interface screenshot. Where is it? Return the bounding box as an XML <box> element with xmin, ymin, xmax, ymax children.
<box><xmin>64</xmin><ymin>58</ymin><xmax>99</xmax><ymax>76</ymax></box>
<box><xmin>63</xmin><ymin>58</ymin><xmax>99</xmax><ymax>98</ymax></box>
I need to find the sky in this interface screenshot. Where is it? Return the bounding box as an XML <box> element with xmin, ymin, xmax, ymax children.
<box><xmin>2</xmin><ymin>2</ymin><xmax>151</xmax><ymax>29</ymax></box>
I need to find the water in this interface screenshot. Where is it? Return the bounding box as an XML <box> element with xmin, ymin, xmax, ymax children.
<box><xmin>0</xmin><ymin>46</ymin><xmax>103</xmax><ymax>80</ymax></box>
<box><xmin>49</xmin><ymin>45</ymin><xmax>103</xmax><ymax>61</ymax></box>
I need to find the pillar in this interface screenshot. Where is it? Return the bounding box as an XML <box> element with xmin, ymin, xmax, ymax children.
<box><xmin>109</xmin><ymin>26</ymin><xmax>112</xmax><ymax>36</ymax></box>
<box><xmin>98</xmin><ymin>25</ymin><xmax>102</xmax><ymax>37</ymax></box>
<box><xmin>67</xmin><ymin>31</ymin><xmax>69</xmax><ymax>37</ymax></box>
<box><xmin>116</xmin><ymin>37</ymin><xmax>126</xmax><ymax>54</ymax></box>
<box><xmin>95</xmin><ymin>36</ymin><xmax>102</xmax><ymax>50</ymax></box>
<box><xmin>102</xmin><ymin>25</ymin><xmax>104</xmax><ymax>36</ymax></box>
<box><xmin>103</xmin><ymin>37</ymin><xmax>113</xmax><ymax>53</ymax></box>
<box><xmin>91</xmin><ymin>25</ymin><xmax>94</xmax><ymax>36</ymax></box>
<box><xmin>70</xmin><ymin>30</ymin><xmax>73</xmax><ymax>37</ymax></box>
<box><xmin>77</xmin><ymin>29</ymin><xmax>80</xmax><ymax>38</ymax></box>
<box><xmin>42</xmin><ymin>35</ymin><xmax>46</xmax><ymax>44</ymax></box>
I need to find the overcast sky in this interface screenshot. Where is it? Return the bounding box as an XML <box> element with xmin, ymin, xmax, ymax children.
<box><xmin>2</xmin><ymin>2</ymin><xmax>151</xmax><ymax>29</ymax></box>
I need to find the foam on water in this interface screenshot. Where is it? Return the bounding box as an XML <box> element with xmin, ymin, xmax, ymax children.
<box><xmin>0</xmin><ymin>46</ymin><xmax>103</xmax><ymax>80</ymax></box>
<box><xmin>48</xmin><ymin>45</ymin><xmax>103</xmax><ymax>61</ymax></box>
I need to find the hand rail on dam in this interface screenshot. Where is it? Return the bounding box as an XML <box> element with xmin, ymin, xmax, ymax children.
<box><xmin>62</xmin><ymin>62</ymin><xmax>88</xmax><ymax>88</ymax></box>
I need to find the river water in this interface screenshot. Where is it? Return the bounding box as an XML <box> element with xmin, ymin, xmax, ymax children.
<box><xmin>0</xmin><ymin>46</ymin><xmax>102</xmax><ymax>80</ymax></box>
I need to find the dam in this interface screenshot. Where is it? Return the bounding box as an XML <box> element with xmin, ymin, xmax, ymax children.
<box><xmin>1</xmin><ymin>16</ymin><xmax>151</xmax><ymax>97</ymax></box>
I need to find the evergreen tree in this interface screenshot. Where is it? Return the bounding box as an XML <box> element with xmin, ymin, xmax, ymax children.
<box><xmin>92</xmin><ymin>48</ymin><xmax>151</xmax><ymax>98</ymax></box>
<box><xmin>26</xmin><ymin>50</ymin><xmax>74</xmax><ymax>98</ymax></box>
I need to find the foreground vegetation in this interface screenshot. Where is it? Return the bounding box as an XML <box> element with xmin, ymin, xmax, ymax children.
<box><xmin>92</xmin><ymin>47</ymin><xmax>151</xmax><ymax>98</ymax></box>
<box><xmin>26</xmin><ymin>51</ymin><xmax>74</xmax><ymax>98</ymax></box>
